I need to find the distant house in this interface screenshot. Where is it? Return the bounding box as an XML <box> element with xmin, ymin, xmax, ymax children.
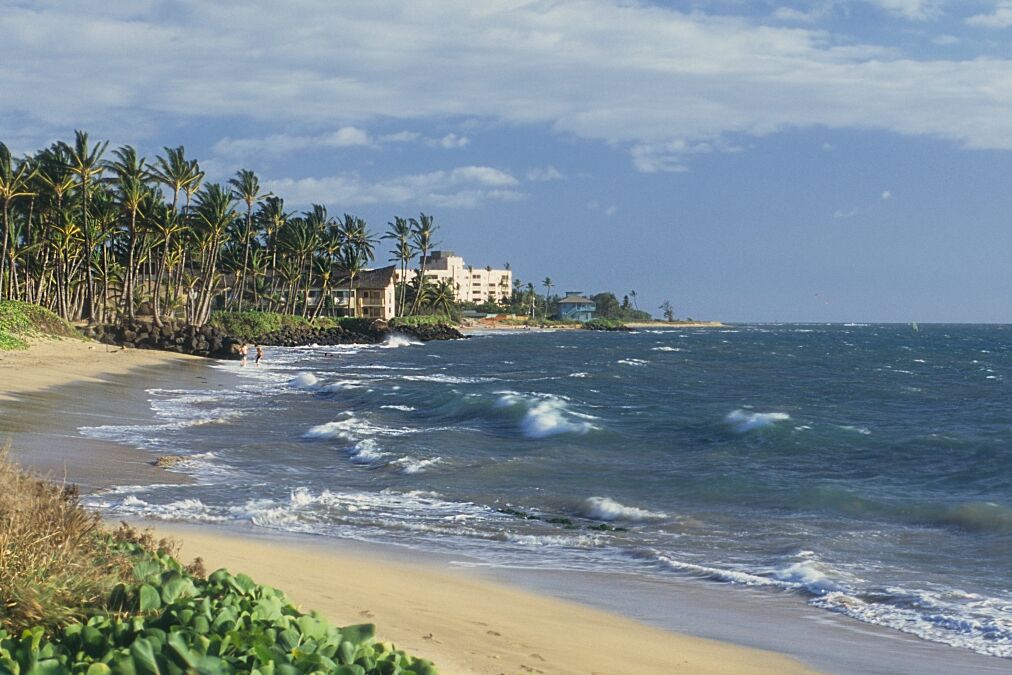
<box><xmin>557</xmin><ymin>291</ymin><xmax>596</xmax><ymax>322</ymax></box>
<box><xmin>309</xmin><ymin>265</ymin><xmax>398</xmax><ymax>320</ymax></box>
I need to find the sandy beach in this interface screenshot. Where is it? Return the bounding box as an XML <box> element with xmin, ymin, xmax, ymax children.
<box><xmin>0</xmin><ymin>337</ymin><xmax>201</xmax><ymax>401</ymax></box>
<box><xmin>156</xmin><ymin>523</ymin><xmax>810</xmax><ymax>675</ymax></box>
<box><xmin>0</xmin><ymin>338</ymin><xmax>815</xmax><ymax>674</ymax></box>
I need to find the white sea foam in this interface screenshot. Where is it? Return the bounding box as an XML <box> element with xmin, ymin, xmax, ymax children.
<box><xmin>320</xmin><ymin>380</ymin><xmax>365</xmax><ymax>392</ymax></box>
<box><xmin>583</xmin><ymin>497</ymin><xmax>668</xmax><ymax>522</ymax></box>
<box><xmin>773</xmin><ymin>561</ymin><xmax>840</xmax><ymax>593</ymax></box>
<box><xmin>403</xmin><ymin>374</ymin><xmax>497</xmax><ymax>384</ymax></box>
<box><xmin>812</xmin><ymin>590</ymin><xmax>1012</xmax><ymax>659</ymax></box>
<box><xmin>525</xmin><ymin>401</ymin><xmax>593</xmax><ymax>437</ymax></box>
<box><xmin>651</xmin><ymin>346</ymin><xmax>682</xmax><ymax>352</ymax></box>
<box><xmin>383</xmin><ymin>334</ymin><xmax>423</xmax><ymax>349</ymax></box>
<box><xmin>303</xmin><ymin>413</ymin><xmax>416</xmax><ymax>440</ymax></box>
<box><xmin>725</xmin><ymin>409</ymin><xmax>790</xmax><ymax>432</ymax></box>
<box><xmin>569</xmin><ymin>372</ymin><xmax>589</xmax><ymax>378</ymax></box>
<box><xmin>389</xmin><ymin>456</ymin><xmax>443</xmax><ymax>474</ymax></box>
<box><xmin>616</xmin><ymin>358</ymin><xmax>649</xmax><ymax>366</ymax></box>
<box><xmin>290</xmin><ymin>372</ymin><xmax>319</xmax><ymax>388</ymax></box>
<box><xmin>348</xmin><ymin>439</ymin><xmax>389</xmax><ymax>464</ymax></box>
<box><xmin>838</xmin><ymin>425</ymin><xmax>872</xmax><ymax>435</ymax></box>
<box><xmin>380</xmin><ymin>405</ymin><xmax>416</xmax><ymax>411</ymax></box>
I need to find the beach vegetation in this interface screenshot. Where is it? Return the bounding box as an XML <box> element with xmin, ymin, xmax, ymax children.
<box><xmin>582</xmin><ymin>318</ymin><xmax>628</xmax><ymax>331</ymax></box>
<box><xmin>0</xmin><ymin>452</ymin><xmax>437</xmax><ymax>674</ymax></box>
<box><xmin>389</xmin><ymin>314</ymin><xmax>457</xmax><ymax>328</ymax></box>
<box><xmin>0</xmin><ymin>299</ymin><xmax>78</xmax><ymax>350</ymax></box>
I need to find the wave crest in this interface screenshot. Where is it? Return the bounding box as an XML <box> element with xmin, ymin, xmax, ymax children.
<box><xmin>725</xmin><ymin>409</ymin><xmax>790</xmax><ymax>432</ymax></box>
<box><xmin>583</xmin><ymin>497</ymin><xmax>667</xmax><ymax>522</ymax></box>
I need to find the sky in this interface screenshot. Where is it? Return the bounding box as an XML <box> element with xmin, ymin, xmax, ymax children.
<box><xmin>4</xmin><ymin>0</ymin><xmax>1012</xmax><ymax>322</ymax></box>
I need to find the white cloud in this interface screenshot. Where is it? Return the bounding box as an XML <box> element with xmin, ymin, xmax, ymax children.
<box><xmin>526</xmin><ymin>166</ymin><xmax>566</xmax><ymax>182</ymax></box>
<box><xmin>866</xmin><ymin>0</ymin><xmax>942</xmax><ymax>20</ymax></box>
<box><xmin>931</xmin><ymin>34</ymin><xmax>960</xmax><ymax>46</ymax></box>
<box><xmin>966</xmin><ymin>1</ymin><xmax>1012</xmax><ymax>28</ymax></box>
<box><xmin>6</xmin><ymin>1</ymin><xmax>1012</xmax><ymax>174</ymax></box>
<box><xmin>834</xmin><ymin>208</ymin><xmax>858</xmax><ymax>218</ymax></box>
<box><xmin>882</xmin><ymin>190</ymin><xmax>892</xmax><ymax>199</ymax></box>
<box><xmin>264</xmin><ymin>165</ymin><xmax>522</xmax><ymax>209</ymax></box>
<box><xmin>213</xmin><ymin>127</ymin><xmax>372</xmax><ymax>159</ymax></box>
<box><xmin>427</xmin><ymin>133</ymin><xmax>470</xmax><ymax>149</ymax></box>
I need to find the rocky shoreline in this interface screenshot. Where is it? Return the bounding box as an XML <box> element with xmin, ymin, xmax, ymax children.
<box><xmin>81</xmin><ymin>320</ymin><xmax>465</xmax><ymax>359</ymax></box>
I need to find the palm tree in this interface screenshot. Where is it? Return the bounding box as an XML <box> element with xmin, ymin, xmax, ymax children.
<box><xmin>189</xmin><ymin>183</ymin><xmax>237</xmax><ymax>325</ymax></box>
<box><xmin>407</xmin><ymin>213</ymin><xmax>437</xmax><ymax>315</ymax></box>
<box><xmin>336</xmin><ymin>214</ymin><xmax>374</xmax><ymax>318</ymax></box>
<box><xmin>0</xmin><ymin>143</ymin><xmax>36</xmax><ymax>299</ymax></box>
<box><xmin>383</xmin><ymin>216</ymin><xmax>414</xmax><ymax>316</ymax></box>
<box><xmin>256</xmin><ymin>196</ymin><xmax>292</xmax><ymax>309</ymax></box>
<box><xmin>110</xmin><ymin>146</ymin><xmax>151</xmax><ymax>320</ymax></box>
<box><xmin>630</xmin><ymin>289</ymin><xmax>639</xmax><ymax>309</ymax></box>
<box><xmin>542</xmin><ymin>277</ymin><xmax>553</xmax><ymax>318</ymax></box>
<box><xmin>62</xmin><ymin>130</ymin><xmax>109</xmax><ymax>322</ymax></box>
<box><xmin>428</xmin><ymin>279</ymin><xmax>456</xmax><ymax>316</ymax></box>
<box><xmin>228</xmin><ymin>169</ymin><xmax>268</xmax><ymax>310</ymax></box>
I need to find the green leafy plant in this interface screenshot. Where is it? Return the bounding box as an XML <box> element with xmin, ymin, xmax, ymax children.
<box><xmin>0</xmin><ymin>300</ymin><xmax>79</xmax><ymax>350</ymax></box>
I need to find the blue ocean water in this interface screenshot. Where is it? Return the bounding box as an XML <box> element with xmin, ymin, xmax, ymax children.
<box><xmin>84</xmin><ymin>325</ymin><xmax>1012</xmax><ymax>658</ymax></box>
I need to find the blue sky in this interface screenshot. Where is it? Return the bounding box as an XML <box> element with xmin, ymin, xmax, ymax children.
<box><xmin>4</xmin><ymin>0</ymin><xmax>1012</xmax><ymax>321</ymax></box>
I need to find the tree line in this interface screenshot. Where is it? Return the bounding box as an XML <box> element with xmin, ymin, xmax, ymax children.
<box><xmin>0</xmin><ymin>132</ymin><xmax>464</xmax><ymax>326</ymax></box>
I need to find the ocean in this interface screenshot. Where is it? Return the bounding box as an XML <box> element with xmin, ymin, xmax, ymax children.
<box><xmin>83</xmin><ymin>325</ymin><xmax>1012</xmax><ymax>660</ymax></box>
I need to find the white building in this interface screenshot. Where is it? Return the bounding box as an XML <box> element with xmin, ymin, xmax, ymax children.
<box><xmin>405</xmin><ymin>251</ymin><xmax>512</xmax><ymax>305</ymax></box>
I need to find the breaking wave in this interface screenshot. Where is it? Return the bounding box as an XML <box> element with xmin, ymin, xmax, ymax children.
<box><xmin>725</xmin><ymin>409</ymin><xmax>790</xmax><ymax>432</ymax></box>
<box><xmin>582</xmin><ymin>497</ymin><xmax>668</xmax><ymax>522</ymax></box>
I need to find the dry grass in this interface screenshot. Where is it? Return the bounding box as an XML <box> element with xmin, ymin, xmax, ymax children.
<box><xmin>0</xmin><ymin>446</ymin><xmax>173</xmax><ymax>633</ymax></box>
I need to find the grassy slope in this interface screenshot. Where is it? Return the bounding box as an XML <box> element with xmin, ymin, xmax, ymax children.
<box><xmin>0</xmin><ymin>300</ymin><xmax>79</xmax><ymax>350</ymax></box>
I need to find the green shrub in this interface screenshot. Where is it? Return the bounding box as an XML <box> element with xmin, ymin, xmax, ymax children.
<box><xmin>0</xmin><ymin>301</ymin><xmax>79</xmax><ymax>350</ymax></box>
<box><xmin>0</xmin><ymin>545</ymin><xmax>438</xmax><ymax>674</ymax></box>
<box><xmin>582</xmin><ymin>318</ymin><xmax>627</xmax><ymax>331</ymax></box>
<box><xmin>388</xmin><ymin>315</ymin><xmax>456</xmax><ymax>328</ymax></box>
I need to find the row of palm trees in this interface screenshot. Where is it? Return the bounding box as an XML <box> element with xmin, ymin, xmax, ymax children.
<box><xmin>0</xmin><ymin>131</ymin><xmax>449</xmax><ymax>326</ymax></box>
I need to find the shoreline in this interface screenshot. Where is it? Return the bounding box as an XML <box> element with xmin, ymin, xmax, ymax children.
<box><xmin>0</xmin><ymin>338</ymin><xmax>813</xmax><ymax>673</ymax></box>
<box><xmin>2</xmin><ymin>338</ymin><xmax>1008</xmax><ymax>673</ymax></box>
<box><xmin>150</xmin><ymin>521</ymin><xmax>811</xmax><ymax>675</ymax></box>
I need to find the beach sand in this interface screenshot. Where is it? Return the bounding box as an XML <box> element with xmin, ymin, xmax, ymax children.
<box><xmin>156</xmin><ymin>524</ymin><xmax>812</xmax><ymax>675</ymax></box>
<box><xmin>0</xmin><ymin>336</ymin><xmax>201</xmax><ymax>401</ymax></box>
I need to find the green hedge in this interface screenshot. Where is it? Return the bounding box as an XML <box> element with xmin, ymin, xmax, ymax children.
<box><xmin>388</xmin><ymin>315</ymin><xmax>455</xmax><ymax>328</ymax></box>
<box><xmin>582</xmin><ymin>318</ymin><xmax>627</xmax><ymax>331</ymax></box>
<box><xmin>0</xmin><ymin>301</ymin><xmax>79</xmax><ymax>350</ymax></box>
<box><xmin>0</xmin><ymin>540</ymin><xmax>437</xmax><ymax>675</ymax></box>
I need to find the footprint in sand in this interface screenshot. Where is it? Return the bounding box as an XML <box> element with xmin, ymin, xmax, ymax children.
<box><xmin>486</xmin><ymin>630</ymin><xmax>501</xmax><ymax>636</ymax></box>
<box><xmin>358</xmin><ymin>609</ymin><xmax>374</xmax><ymax>618</ymax></box>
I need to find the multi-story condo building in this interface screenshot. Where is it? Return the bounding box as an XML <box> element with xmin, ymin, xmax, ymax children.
<box><xmin>408</xmin><ymin>251</ymin><xmax>512</xmax><ymax>304</ymax></box>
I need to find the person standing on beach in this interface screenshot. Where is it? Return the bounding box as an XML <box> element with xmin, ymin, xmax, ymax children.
<box><xmin>240</xmin><ymin>343</ymin><xmax>249</xmax><ymax>366</ymax></box>
<box><xmin>255</xmin><ymin>345</ymin><xmax>263</xmax><ymax>367</ymax></box>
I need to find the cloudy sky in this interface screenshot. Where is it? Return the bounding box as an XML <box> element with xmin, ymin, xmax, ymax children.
<box><xmin>4</xmin><ymin>0</ymin><xmax>1012</xmax><ymax>321</ymax></box>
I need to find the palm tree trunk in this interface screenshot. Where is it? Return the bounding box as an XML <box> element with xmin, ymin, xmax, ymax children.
<box><xmin>81</xmin><ymin>175</ymin><xmax>97</xmax><ymax>323</ymax></box>
<box><xmin>0</xmin><ymin>202</ymin><xmax>10</xmax><ymax>300</ymax></box>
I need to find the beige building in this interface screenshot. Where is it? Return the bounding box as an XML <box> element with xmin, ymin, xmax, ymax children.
<box><xmin>310</xmin><ymin>265</ymin><xmax>398</xmax><ymax>320</ymax></box>
<box><xmin>407</xmin><ymin>251</ymin><xmax>512</xmax><ymax>305</ymax></box>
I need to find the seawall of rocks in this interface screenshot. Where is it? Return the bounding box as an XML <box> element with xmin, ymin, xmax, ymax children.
<box><xmin>81</xmin><ymin>321</ymin><xmax>245</xmax><ymax>359</ymax></box>
<box><xmin>81</xmin><ymin>320</ymin><xmax>465</xmax><ymax>358</ymax></box>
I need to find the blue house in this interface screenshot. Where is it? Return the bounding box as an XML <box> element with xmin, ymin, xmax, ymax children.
<box><xmin>557</xmin><ymin>291</ymin><xmax>596</xmax><ymax>322</ymax></box>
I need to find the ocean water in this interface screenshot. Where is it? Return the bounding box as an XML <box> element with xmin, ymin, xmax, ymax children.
<box><xmin>83</xmin><ymin>325</ymin><xmax>1012</xmax><ymax>659</ymax></box>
